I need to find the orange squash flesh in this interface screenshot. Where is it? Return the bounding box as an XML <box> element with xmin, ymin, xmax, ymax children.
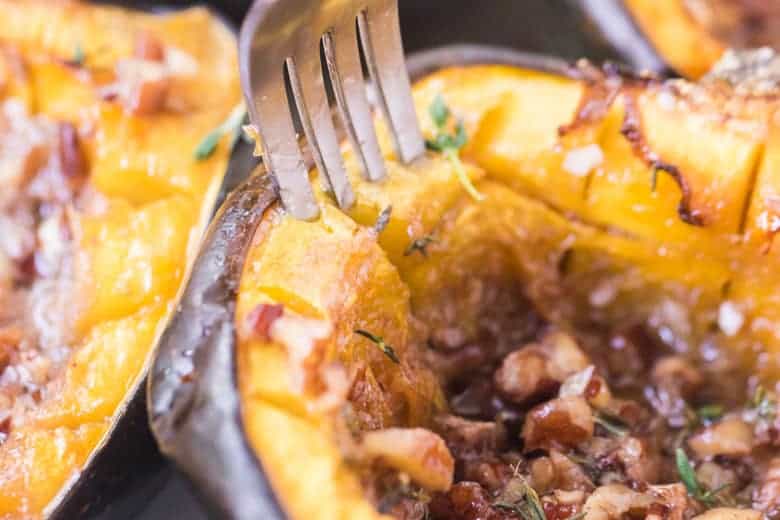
<box><xmin>0</xmin><ymin>1</ymin><xmax>239</xmax><ymax>516</ymax></box>
<box><xmin>234</xmin><ymin>64</ymin><xmax>780</xmax><ymax>519</ymax></box>
<box><xmin>623</xmin><ymin>0</ymin><xmax>780</xmax><ymax>78</ymax></box>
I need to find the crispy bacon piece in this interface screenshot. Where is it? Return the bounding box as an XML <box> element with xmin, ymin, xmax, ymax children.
<box><xmin>245</xmin><ymin>303</ymin><xmax>284</xmax><ymax>342</ymax></box>
<box><xmin>134</xmin><ymin>31</ymin><xmax>165</xmax><ymax>62</ymax></box>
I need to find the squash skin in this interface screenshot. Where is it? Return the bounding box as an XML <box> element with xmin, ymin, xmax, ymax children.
<box><xmin>0</xmin><ymin>1</ymin><xmax>240</xmax><ymax>517</ymax></box>
<box><xmin>153</xmin><ymin>47</ymin><xmax>780</xmax><ymax>519</ymax></box>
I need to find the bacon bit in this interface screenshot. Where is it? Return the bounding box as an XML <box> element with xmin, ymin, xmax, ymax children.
<box><xmin>0</xmin><ymin>414</ymin><xmax>11</xmax><ymax>444</ymax></box>
<box><xmin>522</xmin><ymin>396</ymin><xmax>594</xmax><ymax>451</ymax></box>
<box><xmin>688</xmin><ymin>418</ymin><xmax>754</xmax><ymax>457</ymax></box>
<box><xmin>0</xmin><ymin>326</ymin><xmax>21</xmax><ymax>372</ymax></box>
<box><xmin>268</xmin><ymin>313</ymin><xmax>331</xmax><ymax>394</ymax></box>
<box><xmin>114</xmin><ymin>58</ymin><xmax>170</xmax><ymax>115</ymax></box>
<box><xmin>245</xmin><ymin>303</ymin><xmax>284</xmax><ymax>341</ymax></box>
<box><xmin>57</xmin><ymin>123</ymin><xmax>86</xmax><ymax>180</ymax></box>
<box><xmin>309</xmin><ymin>363</ymin><xmax>349</xmax><ymax>413</ymax></box>
<box><xmin>361</xmin><ymin>427</ymin><xmax>454</xmax><ymax>492</ymax></box>
<box><xmin>543</xmin><ymin>495</ymin><xmax>582</xmax><ymax>520</ymax></box>
<box><xmin>134</xmin><ymin>32</ymin><xmax>165</xmax><ymax>62</ymax></box>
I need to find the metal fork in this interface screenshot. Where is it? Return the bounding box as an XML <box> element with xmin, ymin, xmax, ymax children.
<box><xmin>239</xmin><ymin>0</ymin><xmax>425</xmax><ymax>219</ymax></box>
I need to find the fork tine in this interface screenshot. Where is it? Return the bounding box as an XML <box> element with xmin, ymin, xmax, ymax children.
<box><xmin>245</xmin><ymin>64</ymin><xmax>320</xmax><ymax>220</ymax></box>
<box><xmin>359</xmin><ymin>0</ymin><xmax>425</xmax><ymax>164</ymax></box>
<box><xmin>286</xmin><ymin>53</ymin><xmax>355</xmax><ymax>209</ymax></box>
<box><xmin>324</xmin><ymin>20</ymin><xmax>386</xmax><ymax>182</ymax></box>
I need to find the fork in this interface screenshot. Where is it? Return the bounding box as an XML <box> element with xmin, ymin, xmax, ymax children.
<box><xmin>239</xmin><ymin>0</ymin><xmax>425</xmax><ymax>219</ymax></box>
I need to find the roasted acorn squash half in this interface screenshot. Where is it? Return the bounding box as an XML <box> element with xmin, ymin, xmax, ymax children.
<box><xmin>151</xmin><ymin>46</ymin><xmax>780</xmax><ymax>520</ymax></box>
<box><xmin>0</xmin><ymin>1</ymin><xmax>240</xmax><ymax>517</ymax></box>
<box><xmin>576</xmin><ymin>0</ymin><xmax>780</xmax><ymax>79</ymax></box>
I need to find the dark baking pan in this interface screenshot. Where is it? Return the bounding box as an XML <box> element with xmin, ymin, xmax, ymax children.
<box><xmin>47</xmin><ymin>1</ymin><xmax>640</xmax><ymax>518</ymax></box>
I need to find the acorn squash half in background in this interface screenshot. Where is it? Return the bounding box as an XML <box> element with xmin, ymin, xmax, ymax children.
<box><xmin>0</xmin><ymin>1</ymin><xmax>241</xmax><ymax>517</ymax></box>
<box><xmin>151</xmin><ymin>46</ymin><xmax>780</xmax><ymax>520</ymax></box>
<box><xmin>576</xmin><ymin>0</ymin><xmax>780</xmax><ymax>79</ymax></box>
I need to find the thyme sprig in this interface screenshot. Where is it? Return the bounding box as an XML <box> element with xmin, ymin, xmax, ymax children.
<box><xmin>426</xmin><ymin>94</ymin><xmax>484</xmax><ymax>201</ymax></box>
<box><xmin>593</xmin><ymin>412</ymin><xmax>629</xmax><ymax>437</ymax></box>
<box><xmin>373</xmin><ymin>206</ymin><xmax>392</xmax><ymax>234</ymax></box>
<box><xmin>493</xmin><ymin>472</ymin><xmax>547</xmax><ymax>520</ymax></box>
<box><xmin>354</xmin><ymin>329</ymin><xmax>400</xmax><ymax>364</ymax></box>
<box><xmin>675</xmin><ymin>448</ymin><xmax>734</xmax><ymax>507</ymax></box>
<box><xmin>696</xmin><ymin>404</ymin><xmax>724</xmax><ymax>423</ymax></box>
<box><xmin>72</xmin><ymin>43</ymin><xmax>85</xmax><ymax>67</ymax></box>
<box><xmin>194</xmin><ymin>103</ymin><xmax>247</xmax><ymax>160</ymax></box>
<box><xmin>404</xmin><ymin>235</ymin><xmax>435</xmax><ymax>257</ymax></box>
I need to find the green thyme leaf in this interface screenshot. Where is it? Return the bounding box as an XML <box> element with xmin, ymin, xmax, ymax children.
<box><xmin>697</xmin><ymin>404</ymin><xmax>724</xmax><ymax>422</ymax></box>
<box><xmin>674</xmin><ymin>448</ymin><xmax>733</xmax><ymax>506</ymax></box>
<box><xmin>676</xmin><ymin>448</ymin><xmax>703</xmax><ymax>499</ymax></box>
<box><xmin>194</xmin><ymin>103</ymin><xmax>247</xmax><ymax>160</ymax></box>
<box><xmin>493</xmin><ymin>477</ymin><xmax>546</xmax><ymax>520</ymax></box>
<box><xmin>429</xmin><ymin>94</ymin><xmax>450</xmax><ymax>128</ymax></box>
<box><xmin>72</xmin><ymin>43</ymin><xmax>85</xmax><ymax>67</ymax></box>
<box><xmin>452</xmin><ymin>120</ymin><xmax>467</xmax><ymax>149</ymax></box>
<box><xmin>354</xmin><ymin>329</ymin><xmax>400</xmax><ymax>364</ymax></box>
<box><xmin>444</xmin><ymin>147</ymin><xmax>484</xmax><ymax>201</ymax></box>
<box><xmin>425</xmin><ymin>95</ymin><xmax>484</xmax><ymax>201</ymax></box>
<box><xmin>404</xmin><ymin>235</ymin><xmax>435</xmax><ymax>257</ymax></box>
<box><xmin>594</xmin><ymin>412</ymin><xmax>629</xmax><ymax>437</ymax></box>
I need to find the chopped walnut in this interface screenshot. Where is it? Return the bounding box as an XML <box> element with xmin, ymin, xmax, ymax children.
<box><xmin>688</xmin><ymin>418</ymin><xmax>754</xmax><ymax>458</ymax></box>
<box><xmin>582</xmin><ymin>484</ymin><xmax>658</xmax><ymax>520</ymax></box>
<box><xmin>361</xmin><ymin>428</ymin><xmax>454</xmax><ymax>492</ymax></box>
<box><xmin>434</xmin><ymin>414</ymin><xmax>505</xmax><ymax>458</ymax></box>
<box><xmin>494</xmin><ymin>347</ymin><xmax>558</xmax><ymax>404</ymax></box>
<box><xmin>522</xmin><ymin>396</ymin><xmax>594</xmax><ymax>451</ymax></box>
<box><xmin>549</xmin><ymin>450</ymin><xmax>595</xmax><ymax>491</ymax></box>
<box><xmin>651</xmin><ymin>356</ymin><xmax>704</xmax><ymax>397</ymax></box>
<box><xmin>648</xmin><ymin>484</ymin><xmax>691</xmax><ymax>520</ymax></box>
<box><xmin>613</xmin><ymin>436</ymin><xmax>662</xmax><ymax>484</ymax></box>
<box><xmin>495</xmin><ymin>331</ymin><xmax>590</xmax><ymax>405</ymax></box>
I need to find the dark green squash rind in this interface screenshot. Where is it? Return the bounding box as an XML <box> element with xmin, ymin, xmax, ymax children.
<box><xmin>567</xmin><ymin>0</ymin><xmax>673</xmax><ymax>76</ymax></box>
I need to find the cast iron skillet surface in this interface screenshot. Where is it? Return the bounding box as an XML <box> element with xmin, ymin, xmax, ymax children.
<box><xmin>51</xmin><ymin>1</ymin><xmax>645</xmax><ymax>518</ymax></box>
